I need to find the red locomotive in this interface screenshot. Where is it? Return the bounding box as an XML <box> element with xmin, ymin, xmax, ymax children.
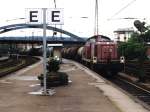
<box><xmin>81</xmin><ymin>35</ymin><xmax>123</xmax><ymax>76</ymax></box>
<box><xmin>62</xmin><ymin>35</ymin><xmax>123</xmax><ymax>76</ymax></box>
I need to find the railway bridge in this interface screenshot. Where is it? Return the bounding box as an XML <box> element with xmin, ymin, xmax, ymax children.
<box><xmin>0</xmin><ymin>23</ymin><xmax>86</xmax><ymax>46</ymax></box>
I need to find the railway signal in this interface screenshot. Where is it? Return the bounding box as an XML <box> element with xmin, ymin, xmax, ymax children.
<box><xmin>134</xmin><ymin>20</ymin><xmax>147</xmax><ymax>33</ymax></box>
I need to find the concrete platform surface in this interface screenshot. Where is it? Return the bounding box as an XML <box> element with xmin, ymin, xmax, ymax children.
<box><xmin>0</xmin><ymin>59</ymin><xmax>149</xmax><ymax>112</ymax></box>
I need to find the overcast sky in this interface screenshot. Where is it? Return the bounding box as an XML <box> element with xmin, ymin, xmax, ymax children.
<box><xmin>0</xmin><ymin>0</ymin><xmax>149</xmax><ymax>39</ymax></box>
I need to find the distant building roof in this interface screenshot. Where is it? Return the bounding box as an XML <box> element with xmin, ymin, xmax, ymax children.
<box><xmin>114</xmin><ymin>27</ymin><xmax>134</xmax><ymax>34</ymax></box>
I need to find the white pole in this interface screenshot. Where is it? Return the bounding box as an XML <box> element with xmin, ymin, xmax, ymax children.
<box><xmin>42</xmin><ymin>8</ymin><xmax>47</xmax><ymax>95</ymax></box>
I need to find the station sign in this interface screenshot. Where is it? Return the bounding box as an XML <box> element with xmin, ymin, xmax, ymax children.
<box><xmin>26</xmin><ymin>8</ymin><xmax>64</xmax><ymax>25</ymax></box>
<box><xmin>26</xmin><ymin>8</ymin><xmax>64</xmax><ymax>95</ymax></box>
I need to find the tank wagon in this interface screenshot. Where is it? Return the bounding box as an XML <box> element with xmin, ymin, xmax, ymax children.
<box><xmin>62</xmin><ymin>35</ymin><xmax>123</xmax><ymax>76</ymax></box>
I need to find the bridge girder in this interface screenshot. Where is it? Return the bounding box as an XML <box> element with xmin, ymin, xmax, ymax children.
<box><xmin>0</xmin><ymin>23</ymin><xmax>84</xmax><ymax>41</ymax></box>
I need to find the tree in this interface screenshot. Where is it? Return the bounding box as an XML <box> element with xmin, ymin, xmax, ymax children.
<box><xmin>38</xmin><ymin>57</ymin><xmax>68</xmax><ymax>88</ymax></box>
<box><xmin>47</xmin><ymin>58</ymin><xmax>60</xmax><ymax>72</ymax></box>
<box><xmin>118</xmin><ymin>40</ymin><xmax>146</xmax><ymax>60</ymax></box>
<box><xmin>140</xmin><ymin>30</ymin><xmax>150</xmax><ymax>42</ymax></box>
<box><xmin>118</xmin><ymin>32</ymin><xmax>148</xmax><ymax>82</ymax></box>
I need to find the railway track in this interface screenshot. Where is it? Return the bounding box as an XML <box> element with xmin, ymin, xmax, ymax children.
<box><xmin>91</xmin><ymin>65</ymin><xmax>150</xmax><ymax>109</ymax></box>
<box><xmin>0</xmin><ymin>56</ymin><xmax>39</xmax><ymax>77</ymax></box>
<box><xmin>85</xmin><ymin>64</ymin><xmax>150</xmax><ymax>110</ymax></box>
<box><xmin>125</xmin><ymin>61</ymin><xmax>150</xmax><ymax>81</ymax></box>
<box><xmin>109</xmin><ymin>75</ymin><xmax>150</xmax><ymax>109</ymax></box>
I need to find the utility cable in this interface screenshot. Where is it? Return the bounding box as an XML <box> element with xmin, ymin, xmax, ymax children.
<box><xmin>109</xmin><ymin>0</ymin><xmax>137</xmax><ymax>20</ymax></box>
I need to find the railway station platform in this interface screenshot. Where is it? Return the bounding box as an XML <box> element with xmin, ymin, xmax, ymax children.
<box><xmin>0</xmin><ymin>59</ymin><xmax>149</xmax><ymax>112</ymax></box>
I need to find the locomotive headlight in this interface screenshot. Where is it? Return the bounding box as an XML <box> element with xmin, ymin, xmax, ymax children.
<box><xmin>93</xmin><ymin>57</ymin><xmax>97</xmax><ymax>63</ymax></box>
<box><xmin>54</xmin><ymin>56</ymin><xmax>60</xmax><ymax>61</ymax></box>
<box><xmin>106</xmin><ymin>42</ymin><xmax>109</xmax><ymax>44</ymax></box>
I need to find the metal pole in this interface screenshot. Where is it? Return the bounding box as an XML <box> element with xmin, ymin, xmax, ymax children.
<box><xmin>60</xmin><ymin>25</ymin><xmax>62</xmax><ymax>38</ymax></box>
<box><xmin>32</xmin><ymin>32</ymin><xmax>34</xmax><ymax>48</ymax></box>
<box><xmin>94</xmin><ymin>0</ymin><xmax>99</xmax><ymax>35</ymax></box>
<box><xmin>54</xmin><ymin>0</ymin><xmax>56</xmax><ymax>8</ymax></box>
<box><xmin>42</xmin><ymin>8</ymin><xmax>47</xmax><ymax>95</ymax></box>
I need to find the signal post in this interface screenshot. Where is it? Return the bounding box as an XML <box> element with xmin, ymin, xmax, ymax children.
<box><xmin>26</xmin><ymin>8</ymin><xmax>64</xmax><ymax>95</ymax></box>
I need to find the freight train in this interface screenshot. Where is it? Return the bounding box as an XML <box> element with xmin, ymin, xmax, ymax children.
<box><xmin>62</xmin><ymin>35</ymin><xmax>124</xmax><ymax>76</ymax></box>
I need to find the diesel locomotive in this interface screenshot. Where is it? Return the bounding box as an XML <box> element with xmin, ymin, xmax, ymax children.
<box><xmin>62</xmin><ymin>35</ymin><xmax>124</xmax><ymax>76</ymax></box>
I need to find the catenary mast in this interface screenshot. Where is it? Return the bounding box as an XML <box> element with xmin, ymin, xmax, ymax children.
<box><xmin>94</xmin><ymin>0</ymin><xmax>99</xmax><ymax>35</ymax></box>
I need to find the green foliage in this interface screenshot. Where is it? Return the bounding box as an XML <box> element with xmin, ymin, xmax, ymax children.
<box><xmin>119</xmin><ymin>41</ymin><xmax>147</xmax><ymax>60</ymax></box>
<box><xmin>128</xmin><ymin>32</ymin><xmax>140</xmax><ymax>42</ymax></box>
<box><xmin>134</xmin><ymin>21</ymin><xmax>150</xmax><ymax>42</ymax></box>
<box><xmin>118</xmin><ymin>33</ymin><xmax>147</xmax><ymax>61</ymax></box>
<box><xmin>118</xmin><ymin>31</ymin><xmax>148</xmax><ymax>82</ymax></box>
<box><xmin>140</xmin><ymin>30</ymin><xmax>150</xmax><ymax>42</ymax></box>
<box><xmin>120</xmin><ymin>21</ymin><xmax>150</xmax><ymax>82</ymax></box>
<box><xmin>47</xmin><ymin>58</ymin><xmax>60</xmax><ymax>72</ymax></box>
<box><xmin>38</xmin><ymin>57</ymin><xmax>69</xmax><ymax>87</ymax></box>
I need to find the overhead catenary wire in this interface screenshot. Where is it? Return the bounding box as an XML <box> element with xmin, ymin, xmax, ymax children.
<box><xmin>108</xmin><ymin>0</ymin><xmax>137</xmax><ymax>20</ymax></box>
